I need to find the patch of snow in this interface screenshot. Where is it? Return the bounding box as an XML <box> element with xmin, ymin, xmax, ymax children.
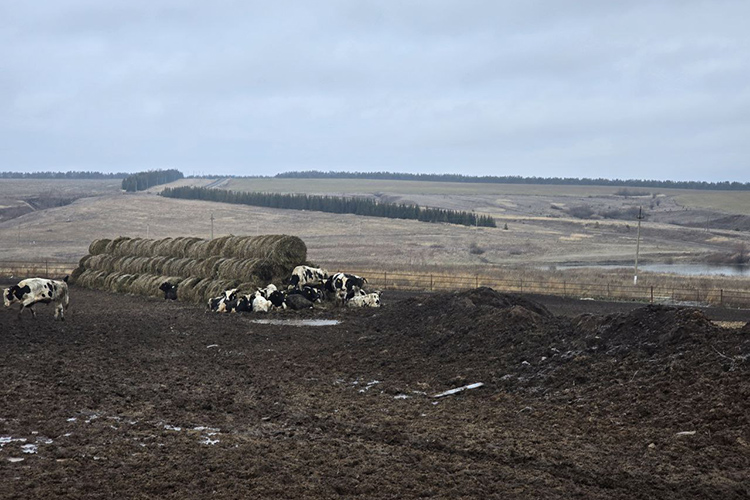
<box><xmin>200</xmin><ymin>437</ymin><xmax>219</xmax><ymax>445</ymax></box>
<box><xmin>163</xmin><ymin>425</ymin><xmax>182</xmax><ymax>431</ymax></box>
<box><xmin>21</xmin><ymin>444</ymin><xmax>37</xmax><ymax>454</ymax></box>
<box><xmin>433</xmin><ymin>382</ymin><xmax>485</xmax><ymax>398</ymax></box>
<box><xmin>251</xmin><ymin>319</ymin><xmax>340</xmax><ymax>327</ymax></box>
<box><xmin>394</xmin><ymin>394</ymin><xmax>410</xmax><ymax>399</ymax></box>
<box><xmin>0</xmin><ymin>437</ymin><xmax>27</xmax><ymax>447</ymax></box>
<box><xmin>7</xmin><ymin>457</ymin><xmax>24</xmax><ymax>463</ymax></box>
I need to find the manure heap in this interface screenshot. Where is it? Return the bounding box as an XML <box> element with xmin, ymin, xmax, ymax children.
<box><xmin>71</xmin><ymin>235</ymin><xmax>306</xmax><ymax>303</ymax></box>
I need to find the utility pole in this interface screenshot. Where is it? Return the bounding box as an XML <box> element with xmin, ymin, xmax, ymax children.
<box><xmin>634</xmin><ymin>206</ymin><xmax>644</xmax><ymax>285</ymax></box>
<box><xmin>210</xmin><ymin>213</ymin><xmax>214</xmax><ymax>240</ymax></box>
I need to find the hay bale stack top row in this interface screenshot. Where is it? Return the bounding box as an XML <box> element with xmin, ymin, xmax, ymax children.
<box><xmin>72</xmin><ymin>235</ymin><xmax>307</xmax><ymax>303</ymax></box>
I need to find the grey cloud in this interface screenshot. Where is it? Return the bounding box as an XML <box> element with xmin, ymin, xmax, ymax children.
<box><xmin>1</xmin><ymin>1</ymin><xmax>749</xmax><ymax>180</ymax></box>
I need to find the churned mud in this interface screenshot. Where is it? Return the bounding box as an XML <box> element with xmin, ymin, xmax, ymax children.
<box><xmin>1</xmin><ymin>286</ymin><xmax>748</xmax><ymax>499</ymax></box>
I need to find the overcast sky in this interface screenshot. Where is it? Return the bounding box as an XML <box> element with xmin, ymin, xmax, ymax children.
<box><xmin>2</xmin><ymin>1</ymin><xmax>749</xmax><ymax>181</ymax></box>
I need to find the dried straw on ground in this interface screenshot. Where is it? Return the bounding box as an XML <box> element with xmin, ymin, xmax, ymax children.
<box><xmin>72</xmin><ymin>234</ymin><xmax>306</xmax><ymax>304</ymax></box>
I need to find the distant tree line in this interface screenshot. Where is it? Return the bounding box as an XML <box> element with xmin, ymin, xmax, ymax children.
<box><xmin>122</xmin><ymin>169</ymin><xmax>184</xmax><ymax>192</ymax></box>
<box><xmin>0</xmin><ymin>171</ymin><xmax>128</xmax><ymax>179</ymax></box>
<box><xmin>274</xmin><ymin>171</ymin><xmax>750</xmax><ymax>191</ymax></box>
<box><xmin>160</xmin><ymin>186</ymin><xmax>497</xmax><ymax>228</ymax></box>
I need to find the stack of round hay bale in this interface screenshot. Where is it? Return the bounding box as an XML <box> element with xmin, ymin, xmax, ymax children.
<box><xmin>71</xmin><ymin>235</ymin><xmax>307</xmax><ymax>303</ymax></box>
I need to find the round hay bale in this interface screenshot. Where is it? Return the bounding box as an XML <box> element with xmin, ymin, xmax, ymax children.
<box><xmin>176</xmin><ymin>276</ymin><xmax>202</xmax><ymax>302</ymax></box>
<box><xmin>69</xmin><ymin>266</ymin><xmax>85</xmax><ymax>284</ymax></box>
<box><xmin>205</xmin><ymin>236</ymin><xmax>232</xmax><ymax>258</ymax></box>
<box><xmin>192</xmin><ymin>278</ymin><xmax>215</xmax><ymax>304</ymax></box>
<box><xmin>88</xmin><ymin>239</ymin><xmax>111</xmax><ymax>255</ymax></box>
<box><xmin>152</xmin><ymin>238</ymin><xmax>175</xmax><ymax>257</ymax></box>
<box><xmin>113</xmin><ymin>274</ymin><xmax>138</xmax><ymax>293</ymax></box>
<box><xmin>163</xmin><ymin>257</ymin><xmax>195</xmax><ymax>277</ymax></box>
<box><xmin>193</xmin><ymin>256</ymin><xmax>224</xmax><ymax>279</ymax></box>
<box><xmin>105</xmin><ymin>236</ymin><xmax>132</xmax><ymax>255</ymax></box>
<box><xmin>145</xmin><ymin>256</ymin><xmax>171</xmax><ymax>275</ymax></box>
<box><xmin>232</xmin><ymin>234</ymin><xmax>307</xmax><ymax>264</ymax></box>
<box><xmin>112</xmin><ymin>238</ymin><xmax>138</xmax><ymax>257</ymax></box>
<box><xmin>134</xmin><ymin>239</ymin><xmax>159</xmax><ymax>257</ymax></box>
<box><xmin>77</xmin><ymin>269</ymin><xmax>108</xmax><ymax>289</ymax></box>
<box><xmin>130</xmin><ymin>274</ymin><xmax>159</xmax><ymax>296</ymax></box>
<box><xmin>186</xmin><ymin>240</ymin><xmax>210</xmax><ymax>259</ymax></box>
<box><xmin>85</xmin><ymin>254</ymin><xmax>117</xmax><ymax>272</ymax></box>
<box><xmin>78</xmin><ymin>254</ymin><xmax>93</xmax><ymax>269</ymax></box>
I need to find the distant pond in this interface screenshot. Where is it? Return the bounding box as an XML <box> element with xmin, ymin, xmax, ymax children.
<box><xmin>553</xmin><ymin>263</ymin><xmax>750</xmax><ymax>277</ymax></box>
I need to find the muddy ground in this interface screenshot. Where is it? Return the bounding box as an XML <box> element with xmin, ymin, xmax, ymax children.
<box><xmin>1</xmin><ymin>286</ymin><xmax>749</xmax><ymax>499</ymax></box>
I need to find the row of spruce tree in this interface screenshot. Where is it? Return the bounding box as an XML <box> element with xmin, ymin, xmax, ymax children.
<box><xmin>121</xmin><ymin>169</ymin><xmax>184</xmax><ymax>192</ymax></box>
<box><xmin>275</xmin><ymin>171</ymin><xmax>750</xmax><ymax>191</ymax></box>
<box><xmin>160</xmin><ymin>186</ymin><xmax>497</xmax><ymax>228</ymax></box>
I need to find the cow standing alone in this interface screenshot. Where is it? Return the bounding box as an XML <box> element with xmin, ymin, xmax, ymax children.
<box><xmin>3</xmin><ymin>277</ymin><xmax>70</xmax><ymax>320</ymax></box>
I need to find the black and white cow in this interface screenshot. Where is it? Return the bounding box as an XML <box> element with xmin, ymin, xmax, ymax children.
<box><xmin>325</xmin><ymin>272</ymin><xmax>368</xmax><ymax>304</ymax></box>
<box><xmin>346</xmin><ymin>291</ymin><xmax>382</xmax><ymax>308</ymax></box>
<box><xmin>289</xmin><ymin>266</ymin><xmax>328</xmax><ymax>289</ymax></box>
<box><xmin>235</xmin><ymin>287</ymin><xmax>285</xmax><ymax>313</ymax></box>
<box><xmin>159</xmin><ymin>282</ymin><xmax>178</xmax><ymax>300</ymax></box>
<box><xmin>284</xmin><ymin>293</ymin><xmax>314</xmax><ymax>310</ymax></box>
<box><xmin>287</xmin><ymin>285</ymin><xmax>323</xmax><ymax>303</ymax></box>
<box><xmin>255</xmin><ymin>284</ymin><xmax>286</xmax><ymax>309</ymax></box>
<box><xmin>208</xmin><ymin>288</ymin><xmax>239</xmax><ymax>313</ymax></box>
<box><xmin>3</xmin><ymin>276</ymin><xmax>70</xmax><ymax>320</ymax></box>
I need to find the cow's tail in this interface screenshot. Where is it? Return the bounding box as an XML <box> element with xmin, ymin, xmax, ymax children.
<box><xmin>62</xmin><ymin>283</ymin><xmax>70</xmax><ymax>308</ymax></box>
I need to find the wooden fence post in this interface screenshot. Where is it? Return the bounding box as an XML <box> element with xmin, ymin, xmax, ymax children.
<box><xmin>384</xmin><ymin>272</ymin><xmax>387</xmax><ymax>290</ymax></box>
<box><xmin>650</xmin><ymin>286</ymin><xmax>653</xmax><ymax>303</ymax></box>
<box><xmin>720</xmin><ymin>289</ymin><xmax>723</xmax><ymax>306</ymax></box>
<box><xmin>563</xmin><ymin>281</ymin><xmax>566</xmax><ymax>297</ymax></box>
<box><xmin>475</xmin><ymin>275</ymin><xmax>479</xmax><ymax>288</ymax></box>
<box><xmin>430</xmin><ymin>275</ymin><xmax>433</xmax><ymax>291</ymax></box>
<box><xmin>45</xmin><ymin>259</ymin><xmax>49</xmax><ymax>278</ymax></box>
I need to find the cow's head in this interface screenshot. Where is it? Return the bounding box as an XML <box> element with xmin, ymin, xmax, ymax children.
<box><xmin>2</xmin><ymin>287</ymin><xmax>12</xmax><ymax>307</ymax></box>
<box><xmin>268</xmin><ymin>290</ymin><xmax>286</xmax><ymax>307</ymax></box>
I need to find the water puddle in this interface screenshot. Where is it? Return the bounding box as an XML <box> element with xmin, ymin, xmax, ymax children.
<box><xmin>250</xmin><ymin>319</ymin><xmax>341</xmax><ymax>327</ymax></box>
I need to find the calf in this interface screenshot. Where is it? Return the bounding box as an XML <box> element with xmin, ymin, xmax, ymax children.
<box><xmin>256</xmin><ymin>284</ymin><xmax>277</xmax><ymax>299</ymax></box>
<box><xmin>287</xmin><ymin>285</ymin><xmax>323</xmax><ymax>303</ymax></box>
<box><xmin>208</xmin><ymin>288</ymin><xmax>239</xmax><ymax>313</ymax></box>
<box><xmin>289</xmin><ymin>266</ymin><xmax>328</xmax><ymax>289</ymax></box>
<box><xmin>159</xmin><ymin>282</ymin><xmax>178</xmax><ymax>300</ymax></box>
<box><xmin>3</xmin><ymin>276</ymin><xmax>70</xmax><ymax>320</ymax></box>
<box><xmin>285</xmin><ymin>293</ymin><xmax>314</xmax><ymax>310</ymax></box>
<box><xmin>346</xmin><ymin>291</ymin><xmax>382</xmax><ymax>308</ymax></box>
<box><xmin>325</xmin><ymin>272</ymin><xmax>368</xmax><ymax>304</ymax></box>
<box><xmin>251</xmin><ymin>294</ymin><xmax>273</xmax><ymax>313</ymax></box>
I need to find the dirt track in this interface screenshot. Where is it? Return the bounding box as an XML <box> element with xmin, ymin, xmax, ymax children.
<box><xmin>1</xmin><ymin>286</ymin><xmax>749</xmax><ymax>499</ymax></box>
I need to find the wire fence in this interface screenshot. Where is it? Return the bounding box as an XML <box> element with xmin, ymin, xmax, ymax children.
<box><xmin>0</xmin><ymin>260</ymin><xmax>78</xmax><ymax>281</ymax></box>
<box><xmin>2</xmin><ymin>260</ymin><xmax>749</xmax><ymax>309</ymax></box>
<box><xmin>343</xmin><ymin>268</ymin><xmax>750</xmax><ymax>310</ymax></box>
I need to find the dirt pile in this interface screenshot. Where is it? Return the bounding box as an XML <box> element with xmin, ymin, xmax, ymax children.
<box><xmin>360</xmin><ymin>288</ymin><xmax>748</xmax><ymax>395</ymax></box>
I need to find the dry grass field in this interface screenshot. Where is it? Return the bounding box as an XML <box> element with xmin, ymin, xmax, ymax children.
<box><xmin>1</xmin><ymin>178</ymin><xmax>748</xmax><ymax>292</ymax></box>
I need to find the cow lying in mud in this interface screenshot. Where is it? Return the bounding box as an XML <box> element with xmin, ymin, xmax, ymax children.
<box><xmin>3</xmin><ymin>276</ymin><xmax>70</xmax><ymax>320</ymax></box>
<box><xmin>346</xmin><ymin>291</ymin><xmax>381</xmax><ymax>308</ymax></box>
